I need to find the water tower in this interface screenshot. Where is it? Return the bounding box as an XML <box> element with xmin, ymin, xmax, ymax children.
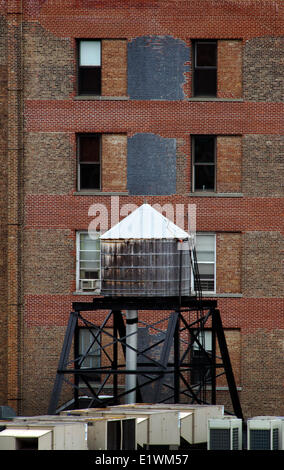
<box><xmin>100</xmin><ymin>203</ymin><xmax>192</xmax><ymax>403</ymax></box>
<box><xmin>48</xmin><ymin>204</ymin><xmax>243</xmax><ymax>420</ymax></box>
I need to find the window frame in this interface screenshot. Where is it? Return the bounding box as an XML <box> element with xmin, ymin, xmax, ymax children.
<box><xmin>193</xmin><ymin>40</ymin><xmax>217</xmax><ymax>97</ymax></box>
<box><xmin>191</xmin><ymin>329</ymin><xmax>213</xmax><ymax>385</ymax></box>
<box><xmin>192</xmin><ymin>233</ymin><xmax>216</xmax><ymax>294</ymax></box>
<box><xmin>76</xmin><ymin>231</ymin><xmax>101</xmax><ymax>293</ymax></box>
<box><xmin>77</xmin><ymin>133</ymin><xmax>101</xmax><ymax>192</ymax></box>
<box><xmin>78</xmin><ymin>326</ymin><xmax>101</xmax><ymax>383</ymax></box>
<box><xmin>77</xmin><ymin>39</ymin><xmax>102</xmax><ymax>96</ymax></box>
<box><xmin>192</xmin><ymin>135</ymin><xmax>216</xmax><ymax>192</ymax></box>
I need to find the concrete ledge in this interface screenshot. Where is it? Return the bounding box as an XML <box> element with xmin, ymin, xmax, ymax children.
<box><xmin>74</xmin><ymin>95</ymin><xmax>129</xmax><ymax>100</ymax></box>
<box><xmin>188</xmin><ymin>192</ymin><xmax>243</xmax><ymax>197</ymax></box>
<box><xmin>73</xmin><ymin>191</ymin><xmax>129</xmax><ymax>196</ymax></box>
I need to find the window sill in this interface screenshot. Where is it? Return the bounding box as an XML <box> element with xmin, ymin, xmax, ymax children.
<box><xmin>187</xmin><ymin>97</ymin><xmax>243</xmax><ymax>102</ymax></box>
<box><xmin>201</xmin><ymin>293</ymin><xmax>243</xmax><ymax>298</ymax></box>
<box><xmin>74</xmin><ymin>95</ymin><xmax>129</xmax><ymax>101</ymax></box>
<box><xmin>74</xmin><ymin>191</ymin><xmax>129</xmax><ymax>196</ymax></box>
<box><xmin>73</xmin><ymin>291</ymin><xmax>101</xmax><ymax>295</ymax></box>
<box><xmin>197</xmin><ymin>386</ymin><xmax>242</xmax><ymax>391</ymax></box>
<box><xmin>188</xmin><ymin>192</ymin><xmax>243</xmax><ymax>197</ymax></box>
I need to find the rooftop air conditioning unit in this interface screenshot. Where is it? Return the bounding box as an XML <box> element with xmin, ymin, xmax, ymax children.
<box><xmin>109</xmin><ymin>403</ymin><xmax>224</xmax><ymax>445</ymax></box>
<box><xmin>207</xmin><ymin>417</ymin><xmax>242</xmax><ymax>450</ymax></box>
<box><xmin>247</xmin><ymin>418</ymin><xmax>282</xmax><ymax>451</ymax></box>
<box><xmin>62</xmin><ymin>408</ymin><xmax>180</xmax><ymax>448</ymax></box>
<box><xmin>0</xmin><ymin>428</ymin><xmax>53</xmax><ymax>450</ymax></box>
<box><xmin>0</xmin><ymin>422</ymin><xmax>88</xmax><ymax>450</ymax></box>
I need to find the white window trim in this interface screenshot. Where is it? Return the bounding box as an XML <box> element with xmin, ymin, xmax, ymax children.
<box><xmin>76</xmin><ymin>231</ymin><xmax>101</xmax><ymax>293</ymax></box>
<box><xmin>191</xmin><ymin>233</ymin><xmax>216</xmax><ymax>295</ymax></box>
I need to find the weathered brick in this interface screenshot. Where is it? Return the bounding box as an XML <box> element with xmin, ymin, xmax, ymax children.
<box><xmin>244</xmin><ymin>37</ymin><xmax>284</xmax><ymax>102</ymax></box>
<box><xmin>101</xmin><ymin>134</ymin><xmax>127</xmax><ymax>191</ymax></box>
<box><xmin>102</xmin><ymin>40</ymin><xmax>127</xmax><ymax>97</ymax></box>
<box><xmin>218</xmin><ymin>40</ymin><xmax>242</xmax><ymax>99</ymax></box>
<box><xmin>216</xmin><ymin>233</ymin><xmax>241</xmax><ymax>294</ymax></box>
<box><xmin>242</xmin><ymin>135</ymin><xmax>284</xmax><ymax>197</ymax></box>
<box><xmin>217</xmin><ymin>136</ymin><xmax>242</xmax><ymax>193</ymax></box>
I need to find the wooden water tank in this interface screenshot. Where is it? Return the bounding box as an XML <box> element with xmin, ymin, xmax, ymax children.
<box><xmin>100</xmin><ymin>204</ymin><xmax>192</xmax><ymax>297</ymax></box>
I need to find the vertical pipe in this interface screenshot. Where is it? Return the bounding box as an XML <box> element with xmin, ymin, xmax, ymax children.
<box><xmin>113</xmin><ymin>311</ymin><xmax>118</xmax><ymax>404</ymax></box>
<box><xmin>74</xmin><ymin>319</ymin><xmax>80</xmax><ymax>410</ymax></box>
<box><xmin>174</xmin><ymin>312</ymin><xmax>180</xmax><ymax>403</ymax></box>
<box><xmin>211</xmin><ymin>309</ymin><xmax>217</xmax><ymax>405</ymax></box>
<box><xmin>125</xmin><ymin>310</ymin><xmax>138</xmax><ymax>404</ymax></box>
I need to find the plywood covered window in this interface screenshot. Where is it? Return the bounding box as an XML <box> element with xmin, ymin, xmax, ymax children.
<box><xmin>193</xmin><ymin>40</ymin><xmax>217</xmax><ymax>97</ymax></box>
<box><xmin>78</xmin><ymin>40</ymin><xmax>101</xmax><ymax>95</ymax></box>
<box><xmin>78</xmin><ymin>134</ymin><xmax>101</xmax><ymax>190</ymax></box>
<box><xmin>192</xmin><ymin>135</ymin><xmax>216</xmax><ymax>191</ymax></box>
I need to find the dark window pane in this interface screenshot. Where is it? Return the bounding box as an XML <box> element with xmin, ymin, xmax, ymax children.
<box><xmin>194</xmin><ymin>136</ymin><xmax>215</xmax><ymax>163</ymax></box>
<box><xmin>80</xmin><ymin>164</ymin><xmax>100</xmax><ymax>189</ymax></box>
<box><xmin>80</xmin><ymin>135</ymin><xmax>100</xmax><ymax>162</ymax></box>
<box><xmin>194</xmin><ymin>165</ymin><xmax>215</xmax><ymax>190</ymax></box>
<box><xmin>196</xmin><ymin>42</ymin><xmax>217</xmax><ymax>67</ymax></box>
<box><xmin>194</xmin><ymin>68</ymin><xmax>217</xmax><ymax>96</ymax></box>
<box><xmin>191</xmin><ymin>350</ymin><xmax>212</xmax><ymax>384</ymax></box>
<box><xmin>79</xmin><ymin>67</ymin><xmax>101</xmax><ymax>95</ymax></box>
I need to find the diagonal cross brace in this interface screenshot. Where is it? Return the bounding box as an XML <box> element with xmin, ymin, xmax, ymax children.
<box><xmin>153</xmin><ymin>311</ymin><xmax>179</xmax><ymax>403</ymax></box>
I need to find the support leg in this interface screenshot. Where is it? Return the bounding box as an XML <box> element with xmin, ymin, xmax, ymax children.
<box><xmin>48</xmin><ymin>311</ymin><xmax>78</xmax><ymax>415</ymax></box>
<box><xmin>214</xmin><ymin>308</ymin><xmax>243</xmax><ymax>420</ymax></box>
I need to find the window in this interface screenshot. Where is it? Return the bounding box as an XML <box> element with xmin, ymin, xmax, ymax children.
<box><xmin>192</xmin><ymin>135</ymin><xmax>216</xmax><ymax>191</ymax></box>
<box><xmin>193</xmin><ymin>40</ymin><xmax>217</xmax><ymax>97</ymax></box>
<box><xmin>76</xmin><ymin>232</ymin><xmax>100</xmax><ymax>292</ymax></box>
<box><xmin>194</xmin><ymin>234</ymin><xmax>216</xmax><ymax>293</ymax></box>
<box><xmin>191</xmin><ymin>329</ymin><xmax>212</xmax><ymax>385</ymax></box>
<box><xmin>78</xmin><ymin>40</ymin><xmax>101</xmax><ymax>95</ymax></box>
<box><xmin>78</xmin><ymin>327</ymin><xmax>101</xmax><ymax>382</ymax></box>
<box><xmin>77</xmin><ymin>134</ymin><xmax>101</xmax><ymax>191</ymax></box>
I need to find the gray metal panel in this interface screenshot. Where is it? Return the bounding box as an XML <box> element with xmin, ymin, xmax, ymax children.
<box><xmin>101</xmin><ymin>239</ymin><xmax>191</xmax><ymax>297</ymax></box>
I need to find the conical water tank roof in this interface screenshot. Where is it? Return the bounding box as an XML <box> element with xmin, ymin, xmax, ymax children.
<box><xmin>101</xmin><ymin>204</ymin><xmax>190</xmax><ymax>240</ymax></box>
<box><xmin>100</xmin><ymin>204</ymin><xmax>192</xmax><ymax>297</ymax></box>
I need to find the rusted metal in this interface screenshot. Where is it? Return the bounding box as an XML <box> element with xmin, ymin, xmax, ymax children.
<box><xmin>101</xmin><ymin>239</ymin><xmax>191</xmax><ymax>297</ymax></box>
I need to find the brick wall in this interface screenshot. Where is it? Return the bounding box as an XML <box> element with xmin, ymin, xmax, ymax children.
<box><xmin>242</xmin><ymin>135</ymin><xmax>284</xmax><ymax>197</ymax></box>
<box><xmin>242</xmin><ymin>231</ymin><xmax>283</xmax><ymax>297</ymax></box>
<box><xmin>24</xmin><ymin>132</ymin><xmax>74</xmax><ymax>194</ymax></box>
<box><xmin>217</xmin><ymin>136</ymin><xmax>242</xmax><ymax>193</ymax></box>
<box><xmin>216</xmin><ymin>233</ymin><xmax>241</xmax><ymax>294</ymax></box>
<box><xmin>102</xmin><ymin>40</ymin><xmax>127</xmax><ymax>97</ymax></box>
<box><xmin>217</xmin><ymin>40</ymin><xmax>242</xmax><ymax>99</ymax></box>
<box><xmin>23</xmin><ymin>22</ymin><xmax>74</xmax><ymax>99</ymax></box>
<box><xmin>101</xmin><ymin>134</ymin><xmax>127</xmax><ymax>192</ymax></box>
<box><xmin>244</xmin><ymin>37</ymin><xmax>284</xmax><ymax>102</ymax></box>
<box><xmin>23</xmin><ymin>229</ymin><xmax>74</xmax><ymax>295</ymax></box>
<box><xmin>0</xmin><ymin>13</ymin><xmax>8</xmax><ymax>405</ymax></box>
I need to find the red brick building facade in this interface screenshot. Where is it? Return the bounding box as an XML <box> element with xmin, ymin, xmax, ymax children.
<box><xmin>0</xmin><ymin>0</ymin><xmax>283</xmax><ymax>418</ymax></box>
